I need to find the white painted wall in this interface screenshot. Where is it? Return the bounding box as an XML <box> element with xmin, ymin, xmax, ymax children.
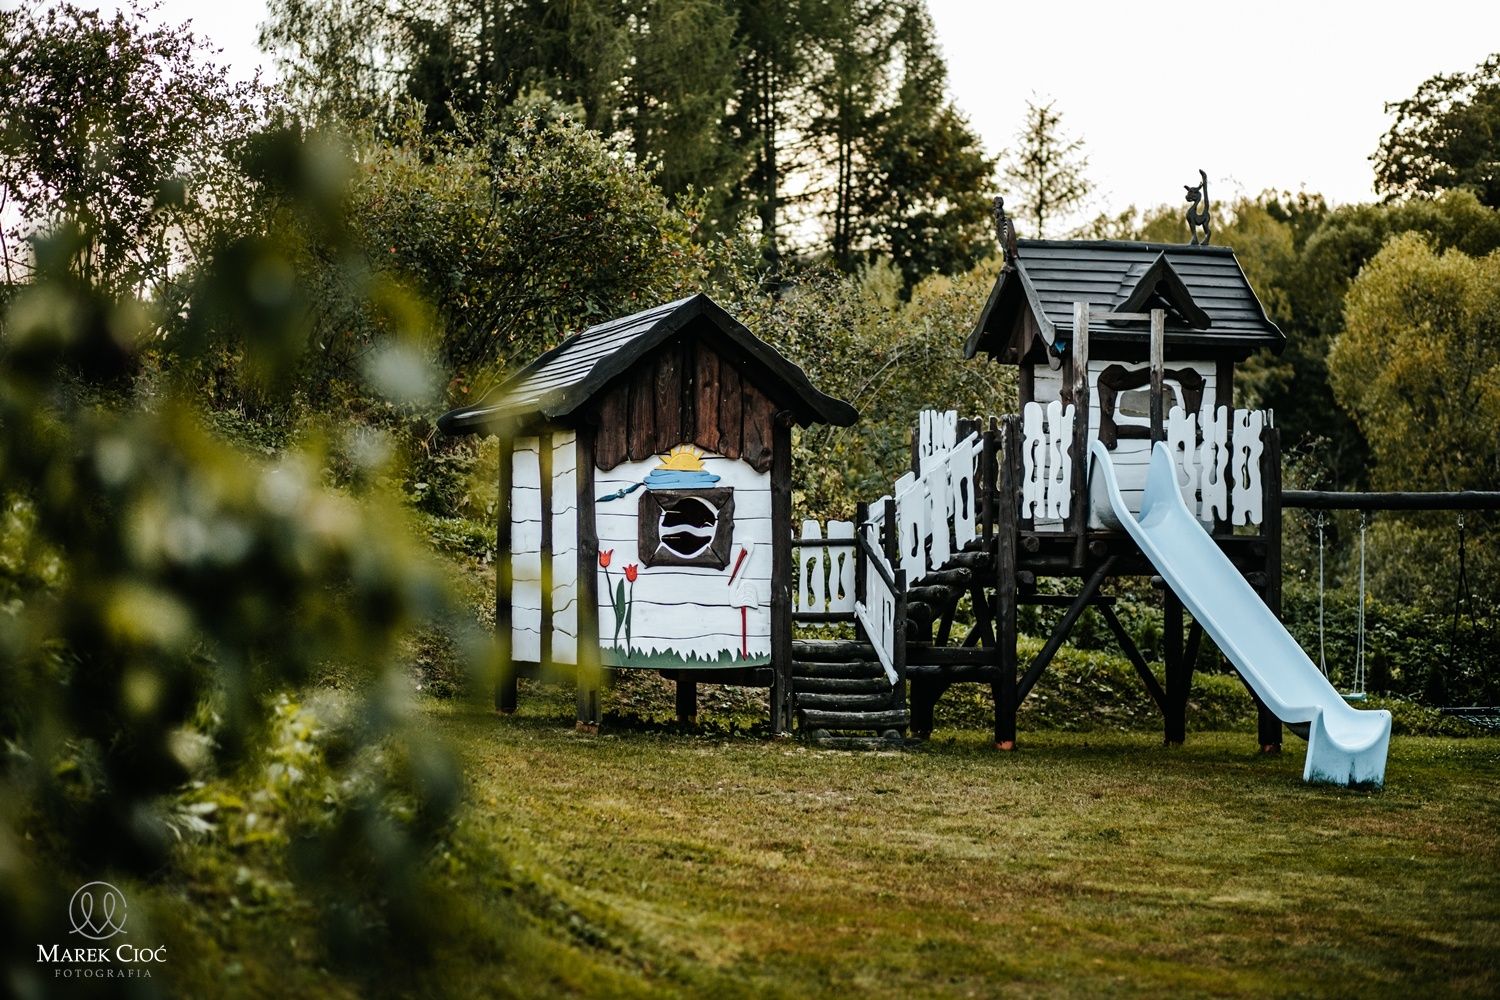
<box><xmin>594</xmin><ymin>452</ymin><xmax>772</xmax><ymax>666</ymax></box>
<box><xmin>551</xmin><ymin>432</ymin><xmax>578</xmax><ymax>663</ymax></box>
<box><xmin>1032</xmin><ymin>359</ymin><xmax>1218</xmax><ymax>529</ymax></box>
<box><xmin>510</xmin><ymin>437</ymin><xmax>541</xmax><ymax>661</ymax></box>
<box><xmin>509</xmin><ymin>433</ymin><xmax>579</xmax><ymax>664</ymax></box>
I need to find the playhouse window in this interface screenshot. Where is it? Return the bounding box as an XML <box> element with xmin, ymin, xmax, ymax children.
<box><xmin>638</xmin><ymin>488</ymin><xmax>735</xmax><ymax>568</ymax></box>
<box><xmin>1115</xmin><ymin>382</ymin><xmax>1185</xmax><ymax>426</ymax></box>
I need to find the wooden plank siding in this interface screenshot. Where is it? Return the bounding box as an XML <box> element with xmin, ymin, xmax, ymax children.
<box><xmin>590</xmin><ymin>336</ymin><xmax>778</xmax><ymax>473</ymax></box>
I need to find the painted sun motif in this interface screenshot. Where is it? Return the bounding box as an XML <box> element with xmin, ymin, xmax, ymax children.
<box><xmin>656</xmin><ymin>444</ymin><xmax>706</xmax><ymax>472</ymax></box>
<box><xmin>644</xmin><ymin>443</ymin><xmax>720</xmax><ymax>490</ymax></box>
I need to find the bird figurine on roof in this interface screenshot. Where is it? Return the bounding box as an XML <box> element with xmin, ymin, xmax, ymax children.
<box><xmin>993</xmin><ymin>195</ymin><xmax>1019</xmax><ymax>270</ymax></box>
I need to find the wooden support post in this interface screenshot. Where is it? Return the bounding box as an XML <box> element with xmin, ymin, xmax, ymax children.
<box><xmin>1212</xmin><ymin>361</ymin><xmax>1236</xmax><ymax>536</ymax></box>
<box><xmin>883</xmin><ymin>496</ymin><xmax>900</xmax><ymax>571</ymax></box>
<box><xmin>1163</xmin><ymin>589</ymin><xmax>1186</xmax><ymax>745</ymax></box>
<box><xmin>980</xmin><ymin>420</ymin><xmax>997</xmax><ymax>544</ymax></box>
<box><xmin>893</xmin><ymin>568</ymin><xmax>908</xmax><ymax>736</ymax></box>
<box><xmin>575</xmin><ymin>424</ymin><xmax>602</xmax><ymax>731</ymax></box>
<box><xmin>853</xmin><ymin>501</ymin><xmax>869</xmax><ymax>607</ymax></box>
<box><xmin>994</xmin><ymin>415</ymin><xmax>1020</xmax><ymax>750</ymax></box>
<box><xmin>1149</xmin><ymin>308</ymin><xmax>1166</xmax><ymax>443</ymax></box>
<box><xmin>675</xmin><ymin>678</ymin><xmax>698</xmax><ymax>726</ymax></box>
<box><xmin>1070</xmin><ymin>302</ymin><xmax>1091</xmax><ymax>569</ymax></box>
<box><xmin>495</xmin><ymin>429</ymin><xmax>517</xmax><ymax>714</ymax></box>
<box><xmin>1018</xmin><ymin>554</ymin><xmax>1116</xmax><ymax>703</ymax></box>
<box><xmin>770</xmin><ymin>415</ymin><xmax>795</xmax><ymax>736</ymax></box>
<box><xmin>1099</xmin><ymin>603</ymin><xmax>1166</xmax><ymax>712</ymax></box>
<box><xmin>1259</xmin><ymin>422</ymin><xmax>1284</xmax><ymax>752</ymax></box>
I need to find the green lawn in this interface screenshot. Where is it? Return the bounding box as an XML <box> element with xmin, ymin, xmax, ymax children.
<box><xmin>430</xmin><ymin>696</ymin><xmax>1498</xmax><ymax>998</ymax></box>
<box><xmin>147</xmin><ymin>688</ymin><xmax>1500</xmax><ymax>999</ymax></box>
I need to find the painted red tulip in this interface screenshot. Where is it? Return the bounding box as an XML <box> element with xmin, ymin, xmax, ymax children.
<box><xmin>599</xmin><ymin>549</ymin><xmax>613</xmax><ymax>568</ymax></box>
<box><xmin>624</xmin><ymin>564</ymin><xmax>639</xmax><ymax>583</ymax></box>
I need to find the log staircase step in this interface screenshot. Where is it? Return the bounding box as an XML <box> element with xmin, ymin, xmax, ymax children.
<box><xmin>797</xmin><ymin>707</ymin><xmax>911</xmax><ymax>730</ymax></box>
<box><xmin>794</xmin><ymin>691</ymin><xmax>898</xmax><ymax>712</ymax></box>
<box><xmin>792</xmin><ymin>639</ymin><xmax>876</xmax><ymax>661</ymax></box>
<box><xmin>913</xmin><ymin>566</ymin><xmax>972</xmax><ymax>588</ymax></box>
<box><xmin>792</xmin><ymin>659</ymin><xmax>887</xmax><ymax>679</ymax></box>
<box><xmin>944</xmin><ymin>550</ymin><xmax>994</xmax><ymax>570</ymax></box>
<box><xmin>792</xmin><ymin>675</ymin><xmax>892</xmax><ymax>694</ymax></box>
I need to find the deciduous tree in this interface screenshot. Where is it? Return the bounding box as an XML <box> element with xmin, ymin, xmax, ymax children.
<box><xmin>1373</xmin><ymin>53</ymin><xmax>1500</xmax><ymax>208</ymax></box>
<box><xmin>1329</xmin><ymin>233</ymin><xmax>1500</xmax><ymax>491</ymax></box>
<box><xmin>0</xmin><ymin>2</ymin><xmax>263</xmax><ymax>296</ymax></box>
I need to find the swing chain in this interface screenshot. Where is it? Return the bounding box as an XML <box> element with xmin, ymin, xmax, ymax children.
<box><xmin>1353</xmin><ymin>510</ymin><xmax>1368</xmax><ymax>697</ymax></box>
<box><xmin>1315</xmin><ymin>511</ymin><xmax>1327</xmax><ymax>676</ymax></box>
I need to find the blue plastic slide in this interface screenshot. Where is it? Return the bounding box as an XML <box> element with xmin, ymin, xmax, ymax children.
<box><xmin>1088</xmin><ymin>440</ymin><xmax>1392</xmax><ymax>787</ymax></box>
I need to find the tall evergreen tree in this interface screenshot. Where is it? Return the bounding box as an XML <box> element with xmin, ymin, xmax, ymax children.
<box><xmin>854</xmin><ymin>3</ymin><xmax>994</xmax><ymax>289</ymax></box>
<box><xmin>1003</xmin><ymin>98</ymin><xmax>1092</xmax><ymax>238</ymax></box>
<box><xmin>621</xmin><ymin>1</ymin><xmax>743</xmax><ymax>216</ymax></box>
<box><xmin>258</xmin><ymin>0</ymin><xmax>996</xmax><ymax>278</ymax></box>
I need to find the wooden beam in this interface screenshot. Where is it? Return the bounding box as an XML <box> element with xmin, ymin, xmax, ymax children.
<box><xmin>1260</xmin><ymin>423</ymin><xmax>1284</xmax><ymax>751</ymax></box>
<box><xmin>980</xmin><ymin>421</ymin><xmax>997</xmax><ymax>544</ymax></box>
<box><xmin>575</xmin><ymin>424</ymin><xmax>602</xmax><ymax>730</ymax></box>
<box><xmin>1280</xmin><ymin>489</ymin><xmax>1500</xmax><ymax>511</ymax></box>
<box><xmin>1163</xmin><ymin>589</ymin><xmax>1186</xmax><ymax>745</ymax></box>
<box><xmin>674</xmin><ymin>678</ymin><xmax>697</xmax><ymax>726</ymax></box>
<box><xmin>539</xmin><ymin>429</ymin><xmax>554</xmax><ymax>682</ymax></box>
<box><xmin>1098</xmin><ymin>603</ymin><xmax>1165</xmax><ymax>711</ymax></box>
<box><xmin>1070</xmin><ymin>302</ymin><xmax>1091</xmax><ymax>569</ymax></box>
<box><xmin>907</xmin><ymin>645</ymin><xmax>999</xmax><ymax>666</ymax></box>
<box><xmin>1018</xmin><ymin>554</ymin><xmax>1117</xmax><ymax>703</ymax></box>
<box><xmin>770</xmin><ymin>413</ymin><xmax>794</xmax><ymax>735</ymax></box>
<box><xmin>1149</xmin><ymin>307</ymin><xmax>1165</xmax><ymax>443</ymax></box>
<box><xmin>994</xmin><ymin>416</ymin><xmax>1020</xmax><ymax>748</ymax></box>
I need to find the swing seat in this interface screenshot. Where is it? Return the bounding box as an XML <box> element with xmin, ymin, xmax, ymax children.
<box><xmin>1342</xmin><ymin>691</ymin><xmax>1367</xmax><ymax>703</ymax></box>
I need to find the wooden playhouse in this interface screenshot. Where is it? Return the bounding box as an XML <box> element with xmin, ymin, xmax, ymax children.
<box><xmin>437</xmin><ymin>293</ymin><xmax>857</xmax><ymax>729</ymax></box>
<box><xmin>441</xmin><ymin>191</ymin><xmax>1409</xmax><ymax>783</ymax></box>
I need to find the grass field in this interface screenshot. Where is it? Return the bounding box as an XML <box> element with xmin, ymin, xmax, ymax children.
<box><xmin>426</xmin><ymin>700</ymin><xmax>1499</xmax><ymax>998</ymax></box>
<box><xmin>142</xmin><ymin>682</ymin><xmax>1500</xmax><ymax>999</ymax></box>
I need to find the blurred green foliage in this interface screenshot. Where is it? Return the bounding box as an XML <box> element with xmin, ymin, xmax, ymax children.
<box><xmin>0</xmin><ymin>126</ymin><xmax>471</xmax><ymax>997</ymax></box>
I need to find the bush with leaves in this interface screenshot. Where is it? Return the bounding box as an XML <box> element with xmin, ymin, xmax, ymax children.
<box><xmin>0</xmin><ymin>2</ymin><xmax>265</xmax><ymax>298</ymax></box>
<box><xmin>0</xmin><ymin>135</ymin><xmax>472</xmax><ymax>994</ymax></box>
<box><xmin>718</xmin><ymin>259</ymin><xmax>1014</xmax><ymax>522</ymax></box>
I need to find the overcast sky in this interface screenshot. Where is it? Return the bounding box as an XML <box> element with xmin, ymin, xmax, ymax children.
<box><xmin>52</xmin><ymin>0</ymin><xmax>1500</xmax><ymax>217</ymax></box>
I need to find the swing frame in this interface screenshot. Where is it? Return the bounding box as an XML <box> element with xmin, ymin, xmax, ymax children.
<box><xmin>1288</xmin><ymin>491</ymin><xmax>1500</xmax><ymax>710</ymax></box>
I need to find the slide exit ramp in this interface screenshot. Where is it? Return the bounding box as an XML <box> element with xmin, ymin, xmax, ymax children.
<box><xmin>1089</xmin><ymin>440</ymin><xmax>1391</xmax><ymax>787</ymax></box>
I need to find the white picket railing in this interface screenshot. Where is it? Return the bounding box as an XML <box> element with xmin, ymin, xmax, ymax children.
<box><xmin>792</xmin><ymin>519</ymin><xmax>857</xmax><ymax>623</ymax></box>
<box><xmin>1021</xmin><ymin>400</ymin><xmax>1075</xmax><ymax>520</ymax></box>
<box><xmin>855</xmin><ymin>504</ymin><xmax>900</xmax><ymax>684</ymax></box>
<box><xmin>1024</xmin><ymin>400</ymin><xmax>1270</xmax><ymax>526</ymax></box>
<box><xmin>892</xmin><ymin>410</ymin><xmax>982</xmax><ymax>585</ymax></box>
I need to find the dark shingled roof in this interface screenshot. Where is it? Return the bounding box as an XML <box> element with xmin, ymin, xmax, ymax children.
<box><xmin>438</xmin><ymin>293</ymin><xmax>858</xmax><ymax>434</ymax></box>
<box><xmin>965</xmin><ymin>239</ymin><xmax>1284</xmax><ymax>362</ymax></box>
